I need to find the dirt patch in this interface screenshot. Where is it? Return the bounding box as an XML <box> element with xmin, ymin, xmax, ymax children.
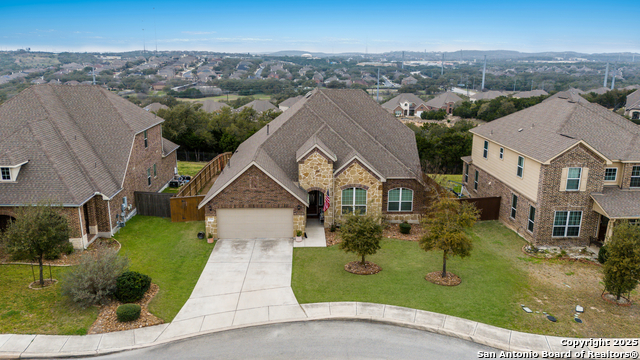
<box><xmin>602</xmin><ymin>293</ymin><xmax>633</xmax><ymax>306</ymax></box>
<box><xmin>325</xmin><ymin>228</ymin><xmax>341</xmax><ymax>247</ymax></box>
<box><xmin>28</xmin><ymin>279</ymin><xmax>58</xmax><ymax>290</ymax></box>
<box><xmin>522</xmin><ymin>244</ymin><xmax>598</xmax><ymax>262</ymax></box>
<box><xmin>88</xmin><ymin>283</ymin><xmax>163</xmax><ymax>334</ymax></box>
<box><xmin>0</xmin><ymin>238</ymin><xmax>120</xmax><ymax>266</ymax></box>
<box><xmin>344</xmin><ymin>261</ymin><xmax>381</xmax><ymax>275</ymax></box>
<box><xmin>425</xmin><ymin>271</ymin><xmax>461</xmax><ymax>286</ymax></box>
<box><xmin>383</xmin><ymin>223</ymin><xmax>425</xmax><ymax>242</ymax></box>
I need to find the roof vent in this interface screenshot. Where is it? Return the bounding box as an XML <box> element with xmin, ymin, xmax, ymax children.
<box><xmin>518</xmin><ymin>128</ymin><xmax>523</xmax><ymax>132</ymax></box>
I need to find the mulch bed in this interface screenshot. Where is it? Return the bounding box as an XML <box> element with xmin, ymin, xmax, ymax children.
<box><xmin>383</xmin><ymin>223</ymin><xmax>425</xmax><ymax>242</ymax></box>
<box><xmin>0</xmin><ymin>238</ymin><xmax>120</xmax><ymax>266</ymax></box>
<box><xmin>344</xmin><ymin>261</ymin><xmax>381</xmax><ymax>275</ymax></box>
<box><xmin>28</xmin><ymin>279</ymin><xmax>58</xmax><ymax>290</ymax></box>
<box><xmin>88</xmin><ymin>283</ymin><xmax>164</xmax><ymax>334</ymax></box>
<box><xmin>602</xmin><ymin>293</ymin><xmax>633</xmax><ymax>307</ymax></box>
<box><xmin>325</xmin><ymin>228</ymin><xmax>341</xmax><ymax>247</ymax></box>
<box><xmin>425</xmin><ymin>271</ymin><xmax>461</xmax><ymax>286</ymax></box>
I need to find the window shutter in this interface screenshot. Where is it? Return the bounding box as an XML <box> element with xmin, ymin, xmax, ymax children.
<box><xmin>579</xmin><ymin>168</ymin><xmax>589</xmax><ymax>191</ymax></box>
<box><xmin>560</xmin><ymin>168</ymin><xmax>568</xmax><ymax>191</ymax></box>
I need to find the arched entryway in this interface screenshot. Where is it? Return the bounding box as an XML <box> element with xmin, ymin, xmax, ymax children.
<box><xmin>307</xmin><ymin>189</ymin><xmax>325</xmax><ymax>218</ymax></box>
<box><xmin>0</xmin><ymin>215</ymin><xmax>16</xmax><ymax>232</ymax></box>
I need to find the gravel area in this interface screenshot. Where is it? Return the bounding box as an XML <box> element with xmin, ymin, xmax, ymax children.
<box><xmin>88</xmin><ymin>283</ymin><xmax>163</xmax><ymax>334</ymax></box>
<box><xmin>344</xmin><ymin>261</ymin><xmax>381</xmax><ymax>275</ymax></box>
<box><xmin>425</xmin><ymin>271</ymin><xmax>461</xmax><ymax>286</ymax></box>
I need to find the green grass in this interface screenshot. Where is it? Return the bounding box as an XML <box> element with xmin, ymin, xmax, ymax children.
<box><xmin>178</xmin><ymin>93</ymin><xmax>271</xmax><ymax>103</ymax></box>
<box><xmin>292</xmin><ymin>221</ymin><xmax>528</xmax><ymax>330</ymax></box>
<box><xmin>114</xmin><ymin>216</ymin><xmax>212</xmax><ymax>322</ymax></box>
<box><xmin>161</xmin><ymin>161</ymin><xmax>207</xmax><ymax>194</ymax></box>
<box><xmin>0</xmin><ymin>265</ymin><xmax>98</xmax><ymax>335</ymax></box>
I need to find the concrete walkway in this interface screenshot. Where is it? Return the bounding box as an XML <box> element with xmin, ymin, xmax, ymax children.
<box><xmin>294</xmin><ymin>218</ymin><xmax>326</xmax><ymax>248</ymax></box>
<box><xmin>1</xmin><ymin>239</ymin><xmax>638</xmax><ymax>358</ymax></box>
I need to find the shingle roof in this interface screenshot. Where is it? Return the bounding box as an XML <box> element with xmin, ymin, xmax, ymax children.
<box><xmin>513</xmin><ymin>90</ymin><xmax>549</xmax><ymax>98</ymax></box>
<box><xmin>586</xmin><ymin>87</ymin><xmax>611</xmax><ymax>95</ymax></box>
<box><xmin>425</xmin><ymin>92</ymin><xmax>463</xmax><ymax>109</ymax></box>
<box><xmin>200</xmin><ymin>100</ymin><xmax>229</xmax><ymax>113</ymax></box>
<box><xmin>626</xmin><ymin>89</ymin><xmax>640</xmax><ymax>110</ymax></box>
<box><xmin>162</xmin><ymin>138</ymin><xmax>180</xmax><ymax>157</ymax></box>
<box><xmin>237</xmin><ymin>99</ymin><xmax>277</xmax><ymax>113</ymax></box>
<box><xmin>0</xmin><ymin>85</ymin><xmax>164</xmax><ymax>206</ymax></box>
<box><xmin>544</xmin><ymin>89</ymin><xmax>589</xmax><ymax>104</ymax></box>
<box><xmin>381</xmin><ymin>93</ymin><xmax>425</xmax><ymax>110</ymax></box>
<box><xmin>591</xmin><ymin>188</ymin><xmax>640</xmax><ymax>219</ymax></box>
<box><xmin>471</xmin><ymin>97</ymin><xmax>640</xmax><ymax>163</ymax></box>
<box><xmin>471</xmin><ymin>90</ymin><xmax>508</xmax><ymax>101</ymax></box>
<box><xmin>199</xmin><ymin>89</ymin><xmax>423</xmax><ymax>208</ymax></box>
<box><xmin>279</xmin><ymin>95</ymin><xmax>304</xmax><ymax>109</ymax></box>
<box><xmin>144</xmin><ymin>102</ymin><xmax>169</xmax><ymax>112</ymax></box>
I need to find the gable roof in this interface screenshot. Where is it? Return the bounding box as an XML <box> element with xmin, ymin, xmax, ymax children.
<box><xmin>237</xmin><ymin>99</ymin><xmax>277</xmax><ymax>113</ymax></box>
<box><xmin>279</xmin><ymin>95</ymin><xmax>304</xmax><ymax>109</ymax></box>
<box><xmin>144</xmin><ymin>102</ymin><xmax>169</xmax><ymax>112</ymax></box>
<box><xmin>425</xmin><ymin>92</ymin><xmax>462</xmax><ymax>109</ymax></box>
<box><xmin>626</xmin><ymin>89</ymin><xmax>640</xmax><ymax>110</ymax></box>
<box><xmin>381</xmin><ymin>93</ymin><xmax>425</xmax><ymax>110</ymax></box>
<box><xmin>471</xmin><ymin>90</ymin><xmax>508</xmax><ymax>101</ymax></box>
<box><xmin>591</xmin><ymin>187</ymin><xmax>640</xmax><ymax>219</ymax></box>
<box><xmin>0</xmin><ymin>84</ymin><xmax>164</xmax><ymax>206</ymax></box>
<box><xmin>199</xmin><ymin>89</ymin><xmax>422</xmax><ymax>209</ymax></box>
<box><xmin>513</xmin><ymin>89</ymin><xmax>548</xmax><ymax>99</ymax></box>
<box><xmin>201</xmin><ymin>100</ymin><xmax>229</xmax><ymax>113</ymax></box>
<box><xmin>586</xmin><ymin>87</ymin><xmax>611</xmax><ymax>95</ymax></box>
<box><xmin>471</xmin><ymin>96</ymin><xmax>640</xmax><ymax>163</ymax></box>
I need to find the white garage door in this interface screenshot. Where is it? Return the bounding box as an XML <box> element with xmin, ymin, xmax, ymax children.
<box><xmin>217</xmin><ymin>208</ymin><xmax>293</xmax><ymax>239</ymax></box>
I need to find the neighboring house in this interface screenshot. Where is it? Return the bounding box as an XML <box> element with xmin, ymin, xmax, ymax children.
<box><xmin>236</xmin><ymin>100</ymin><xmax>278</xmax><ymax>114</ymax></box>
<box><xmin>586</xmin><ymin>87</ymin><xmax>610</xmax><ymax>95</ymax></box>
<box><xmin>0</xmin><ymin>85</ymin><xmax>179</xmax><ymax>248</ymax></box>
<box><xmin>381</xmin><ymin>93</ymin><xmax>428</xmax><ymax>117</ymax></box>
<box><xmin>401</xmin><ymin>76</ymin><xmax>418</xmax><ymax>86</ymax></box>
<box><xmin>144</xmin><ymin>102</ymin><xmax>169</xmax><ymax>113</ymax></box>
<box><xmin>424</xmin><ymin>92</ymin><xmax>463</xmax><ymax>114</ymax></box>
<box><xmin>201</xmin><ymin>100</ymin><xmax>230</xmax><ymax>113</ymax></box>
<box><xmin>512</xmin><ymin>90</ymin><xmax>549</xmax><ymax>99</ymax></box>
<box><xmin>624</xmin><ymin>89</ymin><xmax>640</xmax><ymax>120</ymax></box>
<box><xmin>470</xmin><ymin>90</ymin><xmax>508</xmax><ymax>102</ymax></box>
<box><xmin>198</xmin><ymin>89</ymin><xmax>424</xmax><ymax>239</ymax></box>
<box><xmin>278</xmin><ymin>95</ymin><xmax>303</xmax><ymax>111</ymax></box>
<box><xmin>461</xmin><ymin>93</ymin><xmax>640</xmax><ymax>247</ymax></box>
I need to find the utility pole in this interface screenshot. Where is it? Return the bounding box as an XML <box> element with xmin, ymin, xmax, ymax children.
<box><xmin>611</xmin><ymin>63</ymin><xmax>617</xmax><ymax>90</ymax></box>
<box><xmin>92</xmin><ymin>67</ymin><xmax>96</xmax><ymax>85</ymax></box>
<box><xmin>603</xmin><ymin>63</ymin><xmax>609</xmax><ymax>88</ymax></box>
<box><xmin>441</xmin><ymin>53</ymin><xmax>444</xmax><ymax>76</ymax></box>
<box><xmin>481</xmin><ymin>55</ymin><xmax>486</xmax><ymax>90</ymax></box>
<box><xmin>376</xmin><ymin>68</ymin><xmax>380</xmax><ymax>102</ymax></box>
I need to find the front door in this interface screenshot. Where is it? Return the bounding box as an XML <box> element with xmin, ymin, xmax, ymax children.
<box><xmin>597</xmin><ymin>215</ymin><xmax>609</xmax><ymax>241</ymax></box>
<box><xmin>307</xmin><ymin>190</ymin><xmax>324</xmax><ymax>217</ymax></box>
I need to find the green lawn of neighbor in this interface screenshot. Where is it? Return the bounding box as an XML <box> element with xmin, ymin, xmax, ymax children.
<box><xmin>0</xmin><ymin>265</ymin><xmax>99</xmax><ymax>335</ymax></box>
<box><xmin>114</xmin><ymin>216</ymin><xmax>212</xmax><ymax>322</ymax></box>
<box><xmin>162</xmin><ymin>161</ymin><xmax>207</xmax><ymax>194</ymax></box>
<box><xmin>292</xmin><ymin>221</ymin><xmax>528</xmax><ymax>331</ymax></box>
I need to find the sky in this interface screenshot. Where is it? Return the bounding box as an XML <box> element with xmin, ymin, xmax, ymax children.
<box><xmin>1</xmin><ymin>0</ymin><xmax>639</xmax><ymax>54</ymax></box>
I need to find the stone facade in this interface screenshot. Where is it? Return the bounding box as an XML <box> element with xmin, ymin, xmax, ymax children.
<box><xmin>298</xmin><ymin>149</ymin><xmax>334</xmax><ymax>227</ymax></box>
<box><xmin>382</xmin><ymin>179</ymin><xmax>424</xmax><ymax>224</ymax></box>
<box><xmin>334</xmin><ymin>160</ymin><xmax>383</xmax><ymax>224</ymax></box>
<box><xmin>204</xmin><ymin>165</ymin><xmax>306</xmax><ymax>237</ymax></box>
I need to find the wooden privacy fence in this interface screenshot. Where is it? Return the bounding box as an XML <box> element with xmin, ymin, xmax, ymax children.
<box><xmin>458</xmin><ymin>196</ymin><xmax>501</xmax><ymax>221</ymax></box>
<box><xmin>134</xmin><ymin>191</ymin><xmax>173</xmax><ymax>218</ymax></box>
<box><xmin>176</xmin><ymin>152</ymin><xmax>232</xmax><ymax>197</ymax></box>
<box><xmin>170</xmin><ymin>195</ymin><xmax>205</xmax><ymax>222</ymax></box>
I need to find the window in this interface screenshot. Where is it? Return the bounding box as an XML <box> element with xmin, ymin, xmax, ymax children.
<box><xmin>483</xmin><ymin>140</ymin><xmax>489</xmax><ymax>159</ymax></box>
<box><xmin>474</xmin><ymin>170</ymin><xmax>479</xmax><ymax>191</ymax></box>
<box><xmin>553</xmin><ymin>211</ymin><xmax>582</xmax><ymax>237</ymax></box>
<box><xmin>499</xmin><ymin>147</ymin><xmax>504</xmax><ymax>160</ymax></box>
<box><xmin>528</xmin><ymin>206</ymin><xmax>535</xmax><ymax>233</ymax></box>
<box><xmin>633</xmin><ymin>112</ymin><xmax>640</xmax><ymax>120</ymax></box>
<box><xmin>388</xmin><ymin>188</ymin><xmax>413</xmax><ymax>212</ymax></box>
<box><xmin>604</xmin><ymin>168</ymin><xmax>617</xmax><ymax>182</ymax></box>
<box><xmin>566</xmin><ymin>167</ymin><xmax>582</xmax><ymax>191</ymax></box>
<box><xmin>631</xmin><ymin>166</ymin><xmax>640</xmax><ymax>188</ymax></box>
<box><xmin>517</xmin><ymin>156</ymin><xmax>524</xmax><ymax>178</ymax></box>
<box><xmin>510</xmin><ymin>194</ymin><xmax>518</xmax><ymax>219</ymax></box>
<box><xmin>143</xmin><ymin>130</ymin><xmax>148</xmax><ymax>148</ymax></box>
<box><xmin>147</xmin><ymin>168</ymin><xmax>151</xmax><ymax>186</ymax></box>
<box><xmin>153</xmin><ymin>163</ymin><xmax>157</xmax><ymax>178</ymax></box>
<box><xmin>0</xmin><ymin>167</ymin><xmax>10</xmax><ymax>181</ymax></box>
<box><xmin>342</xmin><ymin>187</ymin><xmax>367</xmax><ymax>215</ymax></box>
<box><xmin>464</xmin><ymin>164</ymin><xmax>469</xmax><ymax>183</ymax></box>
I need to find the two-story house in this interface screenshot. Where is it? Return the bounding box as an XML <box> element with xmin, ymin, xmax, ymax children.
<box><xmin>0</xmin><ymin>85</ymin><xmax>179</xmax><ymax>248</ymax></box>
<box><xmin>198</xmin><ymin>89</ymin><xmax>424</xmax><ymax>239</ymax></box>
<box><xmin>461</xmin><ymin>93</ymin><xmax>640</xmax><ymax>246</ymax></box>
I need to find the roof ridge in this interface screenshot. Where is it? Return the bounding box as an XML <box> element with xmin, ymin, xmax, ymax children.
<box><xmin>32</xmin><ymin>85</ymin><xmax>101</xmax><ymax>202</ymax></box>
<box><xmin>317</xmin><ymin>90</ymin><xmax>419</xmax><ymax>178</ymax></box>
<box><xmin>578</xmin><ymin>101</ymin><xmax>640</xmax><ymax>135</ymax></box>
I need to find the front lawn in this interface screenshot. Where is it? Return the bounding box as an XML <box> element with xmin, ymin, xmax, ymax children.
<box><xmin>293</xmin><ymin>221</ymin><xmax>640</xmax><ymax>337</ymax></box>
<box><xmin>0</xmin><ymin>265</ymin><xmax>98</xmax><ymax>335</ymax></box>
<box><xmin>114</xmin><ymin>216</ymin><xmax>211</xmax><ymax>322</ymax></box>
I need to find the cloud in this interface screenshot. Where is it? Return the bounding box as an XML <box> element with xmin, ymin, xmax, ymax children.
<box><xmin>182</xmin><ymin>31</ymin><xmax>216</xmax><ymax>35</ymax></box>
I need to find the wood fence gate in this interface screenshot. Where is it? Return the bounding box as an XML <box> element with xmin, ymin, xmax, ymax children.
<box><xmin>134</xmin><ymin>192</ymin><xmax>173</xmax><ymax>218</ymax></box>
<box><xmin>170</xmin><ymin>196</ymin><xmax>205</xmax><ymax>222</ymax></box>
<box><xmin>458</xmin><ymin>196</ymin><xmax>501</xmax><ymax>221</ymax></box>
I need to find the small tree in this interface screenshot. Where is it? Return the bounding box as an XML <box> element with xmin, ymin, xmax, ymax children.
<box><xmin>2</xmin><ymin>204</ymin><xmax>70</xmax><ymax>286</ymax></box>
<box><xmin>339</xmin><ymin>213</ymin><xmax>383</xmax><ymax>266</ymax></box>
<box><xmin>420</xmin><ymin>197</ymin><xmax>479</xmax><ymax>278</ymax></box>
<box><xmin>603</xmin><ymin>222</ymin><xmax>640</xmax><ymax>301</ymax></box>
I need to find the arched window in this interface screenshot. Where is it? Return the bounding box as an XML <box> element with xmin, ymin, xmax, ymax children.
<box><xmin>342</xmin><ymin>187</ymin><xmax>367</xmax><ymax>215</ymax></box>
<box><xmin>388</xmin><ymin>188</ymin><xmax>413</xmax><ymax>212</ymax></box>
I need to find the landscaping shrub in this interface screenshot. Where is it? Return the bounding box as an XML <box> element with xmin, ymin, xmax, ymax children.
<box><xmin>61</xmin><ymin>248</ymin><xmax>129</xmax><ymax>308</ymax></box>
<box><xmin>62</xmin><ymin>242</ymin><xmax>75</xmax><ymax>255</ymax></box>
<box><xmin>330</xmin><ymin>224</ymin><xmax>336</xmax><ymax>232</ymax></box>
<box><xmin>399</xmin><ymin>222</ymin><xmax>411</xmax><ymax>234</ymax></box>
<box><xmin>44</xmin><ymin>246</ymin><xmax>61</xmax><ymax>260</ymax></box>
<box><xmin>116</xmin><ymin>304</ymin><xmax>141</xmax><ymax>322</ymax></box>
<box><xmin>598</xmin><ymin>245</ymin><xmax>608</xmax><ymax>264</ymax></box>
<box><xmin>115</xmin><ymin>271</ymin><xmax>151</xmax><ymax>303</ymax></box>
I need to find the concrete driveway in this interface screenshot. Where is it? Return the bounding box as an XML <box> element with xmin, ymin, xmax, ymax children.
<box><xmin>159</xmin><ymin>239</ymin><xmax>305</xmax><ymax>341</ymax></box>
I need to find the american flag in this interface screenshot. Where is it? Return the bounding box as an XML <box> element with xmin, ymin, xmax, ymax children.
<box><xmin>323</xmin><ymin>190</ymin><xmax>330</xmax><ymax>212</ymax></box>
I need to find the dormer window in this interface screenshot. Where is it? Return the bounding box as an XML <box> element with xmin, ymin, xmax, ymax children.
<box><xmin>1</xmin><ymin>167</ymin><xmax>10</xmax><ymax>181</ymax></box>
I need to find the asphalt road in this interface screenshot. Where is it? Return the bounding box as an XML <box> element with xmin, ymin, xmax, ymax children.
<box><xmin>74</xmin><ymin>320</ymin><xmax>498</xmax><ymax>360</ymax></box>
